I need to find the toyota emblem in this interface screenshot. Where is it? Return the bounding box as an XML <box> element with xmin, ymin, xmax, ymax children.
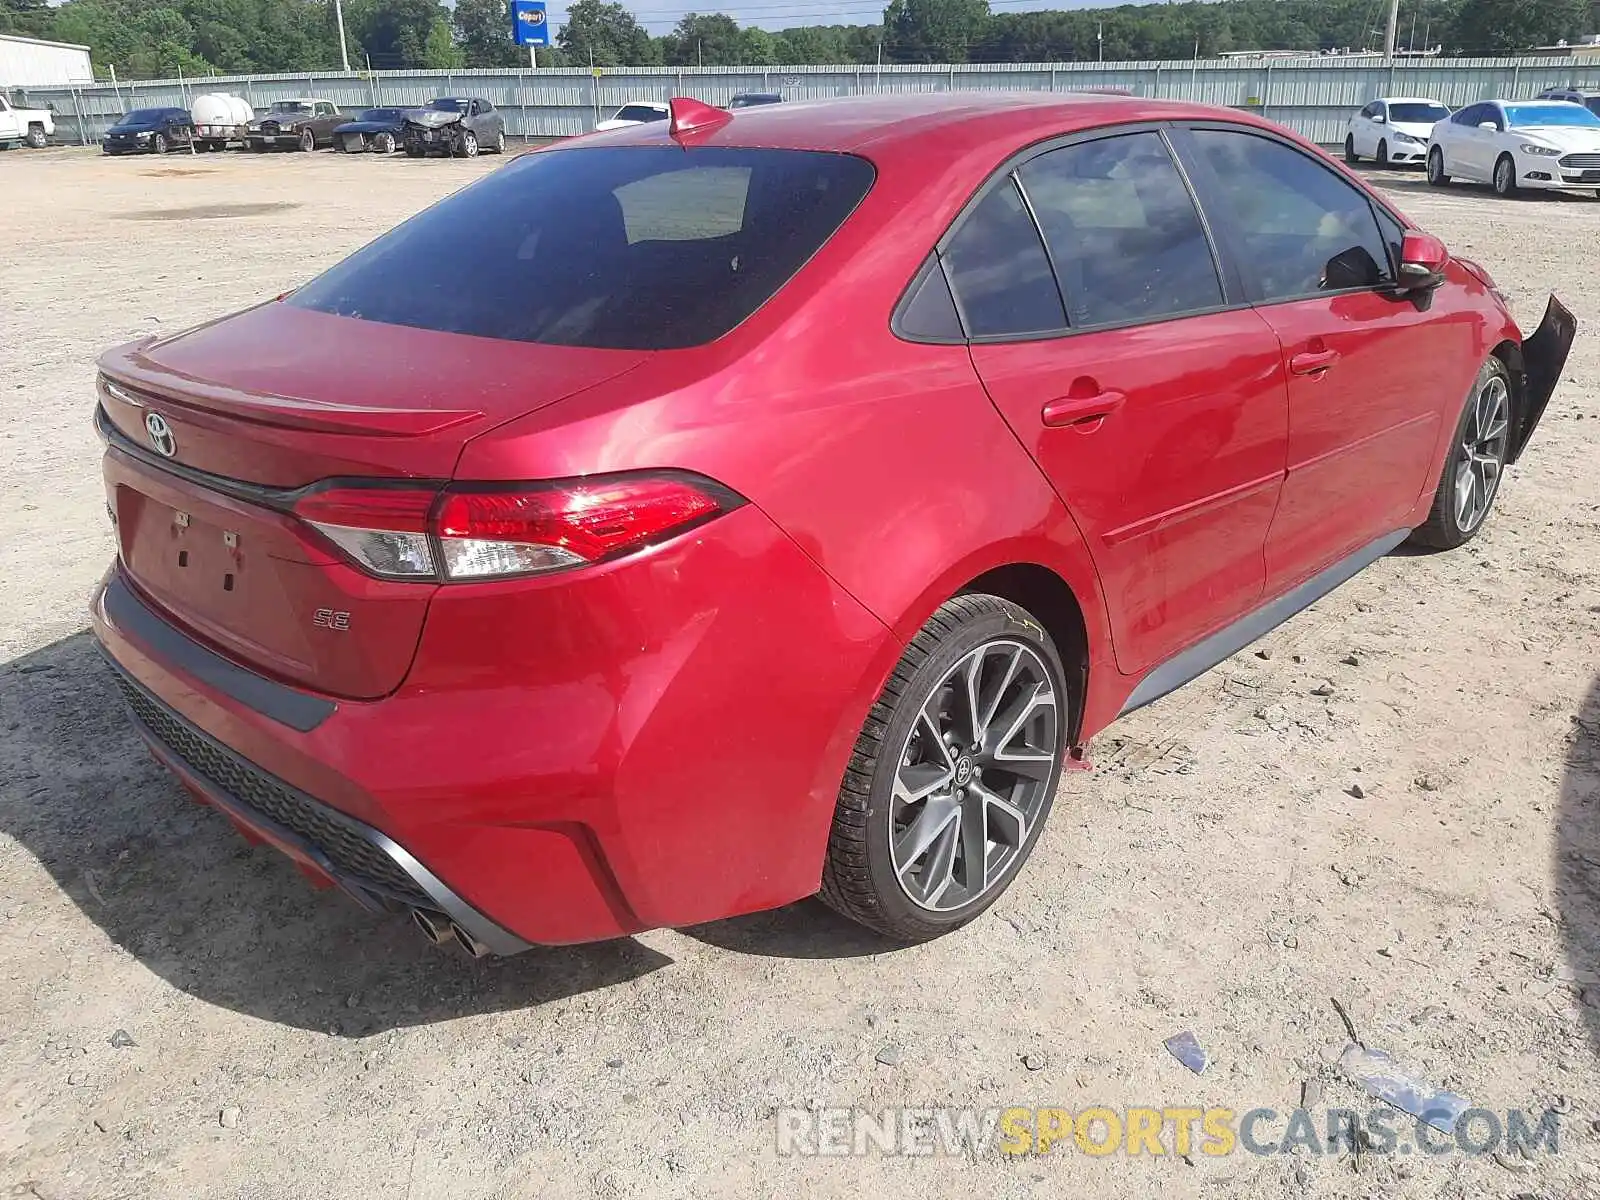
<box><xmin>145</xmin><ymin>412</ymin><xmax>176</xmax><ymax>458</ymax></box>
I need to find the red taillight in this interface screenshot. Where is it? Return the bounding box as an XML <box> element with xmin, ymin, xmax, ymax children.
<box><xmin>292</xmin><ymin>474</ymin><xmax>739</xmax><ymax>582</ymax></box>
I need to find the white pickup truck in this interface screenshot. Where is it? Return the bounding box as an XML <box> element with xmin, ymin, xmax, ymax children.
<box><xmin>0</xmin><ymin>94</ymin><xmax>54</xmax><ymax>148</ymax></box>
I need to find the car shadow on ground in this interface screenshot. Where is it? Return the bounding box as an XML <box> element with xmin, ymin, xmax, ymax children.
<box><xmin>1559</xmin><ymin>674</ymin><xmax>1600</xmax><ymax>1052</ymax></box>
<box><xmin>0</xmin><ymin>631</ymin><xmax>673</xmax><ymax>1035</ymax></box>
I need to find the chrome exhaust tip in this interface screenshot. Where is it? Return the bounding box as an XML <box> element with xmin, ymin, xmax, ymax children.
<box><xmin>450</xmin><ymin>921</ymin><xmax>489</xmax><ymax>958</ymax></box>
<box><xmin>412</xmin><ymin>907</ymin><xmax>452</xmax><ymax>946</ymax></box>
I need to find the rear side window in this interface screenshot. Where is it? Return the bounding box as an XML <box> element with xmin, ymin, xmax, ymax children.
<box><xmin>289</xmin><ymin>147</ymin><xmax>874</xmax><ymax>350</ymax></box>
<box><xmin>941</xmin><ymin>178</ymin><xmax>1065</xmax><ymax>337</ymax></box>
<box><xmin>1019</xmin><ymin>131</ymin><xmax>1221</xmax><ymax>328</ymax></box>
<box><xmin>1190</xmin><ymin>130</ymin><xmax>1393</xmax><ymax>302</ymax></box>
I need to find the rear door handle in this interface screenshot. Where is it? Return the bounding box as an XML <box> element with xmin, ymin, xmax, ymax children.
<box><xmin>1041</xmin><ymin>390</ymin><xmax>1126</xmax><ymax>429</ymax></box>
<box><xmin>1290</xmin><ymin>349</ymin><xmax>1340</xmax><ymax>375</ymax></box>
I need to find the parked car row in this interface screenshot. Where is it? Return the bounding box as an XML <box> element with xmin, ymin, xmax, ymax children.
<box><xmin>100</xmin><ymin>94</ymin><xmax>509</xmax><ymax>159</ymax></box>
<box><xmin>1344</xmin><ymin>88</ymin><xmax>1600</xmax><ymax>198</ymax></box>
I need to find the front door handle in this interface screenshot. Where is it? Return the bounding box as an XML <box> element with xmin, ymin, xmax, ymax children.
<box><xmin>1290</xmin><ymin>349</ymin><xmax>1340</xmax><ymax>375</ymax></box>
<box><xmin>1042</xmin><ymin>389</ymin><xmax>1126</xmax><ymax>429</ymax></box>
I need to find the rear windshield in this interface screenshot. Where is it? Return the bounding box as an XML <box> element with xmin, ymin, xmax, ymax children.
<box><xmin>614</xmin><ymin>104</ymin><xmax>667</xmax><ymax>122</ymax></box>
<box><xmin>289</xmin><ymin>146</ymin><xmax>875</xmax><ymax>350</ymax></box>
<box><xmin>1388</xmin><ymin>102</ymin><xmax>1449</xmax><ymax>123</ymax></box>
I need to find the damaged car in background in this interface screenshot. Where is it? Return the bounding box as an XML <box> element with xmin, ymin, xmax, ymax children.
<box><xmin>402</xmin><ymin>97</ymin><xmax>507</xmax><ymax>158</ymax></box>
<box><xmin>335</xmin><ymin>107</ymin><xmax>407</xmax><ymax>154</ymax></box>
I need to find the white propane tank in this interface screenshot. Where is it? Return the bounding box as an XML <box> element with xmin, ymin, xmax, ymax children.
<box><xmin>226</xmin><ymin>95</ymin><xmax>253</xmax><ymax>126</ymax></box>
<box><xmin>190</xmin><ymin>93</ymin><xmax>235</xmax><ymax>130</ymax></box>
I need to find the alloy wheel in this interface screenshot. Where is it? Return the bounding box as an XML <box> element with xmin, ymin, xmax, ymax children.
<box><xmin>1454</xmin><ymin>372</ymin><xmax>1510</xmax><ymax>533</ymax></box>
<box><xmin>1494</xmin><ymin>157</ymin><xmax>1515</xmax><ymax>196</ymax></box>
<box><xmin>888</xmin><ymin>639</ymin><xmax>1059</xmax><ymax>913</ymax></box>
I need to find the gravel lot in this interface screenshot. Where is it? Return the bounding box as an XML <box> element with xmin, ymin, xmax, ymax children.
<box><xmin>2</xmin><ymin>146</ymin><xmax>1599</xmax><ymax>1200</ymax></box>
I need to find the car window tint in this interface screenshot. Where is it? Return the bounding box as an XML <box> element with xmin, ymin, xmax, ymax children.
<box><xmin>288</xmin><ymin>146</ymin><xmax>873</xmax><ymax>351</ymax></box>
<box><xmin>1191</xmin><ymin>130</ymin><xmax>1394</xmax><ymax>302</ymax></box>
<box><xmin>942</xmin><ymin>177</ymin><xmax>1065</xmax><ymax>337</ymax></box>
<box><xmin>897</xmin><ymin>257</ymin><xmax>964</xmax><ymax>340</ymax></box>
<box><xmin>615</xmin><ymin>167</ymin><xmax>749</xmax><ymax>242</ymax></box>
<box><xmin>1452</xmin><ymin>104</ymin><xmax>1480</xmax><ymax>126</ymax></box>
<box><xmin>1019</xmin><ymin>131</ymin><xmax>1221</xmax><ymax>328</ymax></box>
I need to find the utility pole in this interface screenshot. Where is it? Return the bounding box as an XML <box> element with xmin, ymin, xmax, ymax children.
<box><xmin>334</xmin><ymin>0</ymin><xmax>351</xmax><ymax>72</ymax></box>
<box><xmin>1383</xmin><ymin>0</ymin><xmax>1400</xmax><ymax>58</ymax></box>
<box><xmin>1097</xmin><ymin>21</ymin><xmax>1103</xmax><ymax>61</ymax></box>
<box><xmin>1408</xmin><ymin>9</ymin><xmax>1418</xmax><ymax>53</ymax></box>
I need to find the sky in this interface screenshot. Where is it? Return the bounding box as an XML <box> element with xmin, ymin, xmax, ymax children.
<box><xmin>551</xmin><ymin>0</ymin><xmax>1140</xmax><ymax>33</ymax></box>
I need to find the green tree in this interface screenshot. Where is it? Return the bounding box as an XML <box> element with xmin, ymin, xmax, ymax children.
<box><xmin>740</xmin><ymin>26</ymin><xmax>778</xmax><ymax>64</ymax></box>
<box><xmin>557</xmin><ymin>0</ymin><xmax>658</xmax><ymax>66</ymax></box>
<box><xmin>453</xmin><ymin>0</ymin><xmax>522</xmax><ymax>66</ymax></box>
<box><xmin>663</xmin><ymin>11</ymin><xmax>744</xmax><ymax>65</ymax></box>
<box><xmin>0</xmin><ymin>0</ymin><xmax>54</xmax><ymax>36</ymax></box>
<box><xmin>1454</xmin><ymin>0</ymin><xmax>1590</xmax><ymax>52</ymax></box>
<box><xmin>882</xmin><ymin>0</ymin><xmax>989</xmax><ymax>62</ymax></box>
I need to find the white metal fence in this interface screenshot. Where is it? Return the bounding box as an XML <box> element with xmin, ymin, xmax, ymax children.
<box><xmin>18</xmin><ymin>57</ymin><xmax>1600</xmax><ymax>148</ymax></box>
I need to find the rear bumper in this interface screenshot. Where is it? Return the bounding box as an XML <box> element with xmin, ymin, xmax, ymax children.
<box><xmin>90</xmin><ymin>500</ymin><xmax>893</xmax><ymax>949</ymax></box>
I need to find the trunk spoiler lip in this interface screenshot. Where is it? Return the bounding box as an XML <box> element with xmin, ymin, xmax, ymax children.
<box><xmin>95</xmin><ymin>403</ymin><xmax>450</xmax><ymax>513</ymax></box>
<box><xmin>1510</xmin><ymin>293</ymin><xmax>1577</xmax><ymax>465</ymax></box>
<box><xmin>99</xmin><ymin>339</ymin><xmax>485</xmax><ymax>438</ymax></box>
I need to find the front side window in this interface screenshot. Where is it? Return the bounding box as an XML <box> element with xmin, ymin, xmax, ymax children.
<box><xmin>1451</xmin><ymin>104</ymin><xmax>1483</xmax><ymax>126</ymax></box>
<box><xmin>1019</xmin><ymin>131</ymin><xmax>1222</xmax><ymax>329</ymax></box>
<box><xmin>289</xmin><ymin>146</ymin><xmax>873</xmax><ymax>350</ymax></box>
<box><xmin>1191</xmin><ymin>130</ymin><xmax>1393</xmax><ymax>302</ymax></box>
<box><xmin>1360</xmin><ymin>102</ymin><xmax>1380</xmax><ymax>119</ymax></box>
<box><xmin>941</xmin><ymin>177</ymin><xmax>1065</xmax><ymax>338</ymax></box>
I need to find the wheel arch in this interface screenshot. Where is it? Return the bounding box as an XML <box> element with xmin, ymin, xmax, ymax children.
<box><xmin>958</xmin><ymin>562</ymin><xmax>1091</xmax><ymax>744</ymax></box>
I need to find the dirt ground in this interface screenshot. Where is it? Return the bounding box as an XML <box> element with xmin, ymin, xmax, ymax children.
<box><xmin>2</xmin><ymin>144</ymin><xmax>1599</xmax><ymax>1200</ymax></box>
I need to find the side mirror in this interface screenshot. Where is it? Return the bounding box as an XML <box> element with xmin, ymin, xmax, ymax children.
<box><xmin>1397</xmin><ymin>231</ymin><xmax>1449</xmax><ymax>291</ymax></box>
<box><xmin>1372</xmin><ymin>114</ymin><xmax>1386</xmax><ymax>124</ymax></box>
<box><xmin>1478</xmin><ymin>121</ymin><xmax>1498</xmax><ymax>131</ymax></box>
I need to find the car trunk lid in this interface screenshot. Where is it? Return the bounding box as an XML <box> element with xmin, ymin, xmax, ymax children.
<box><xmin>98</xmin><ymin>301</ymin><xmax>647</xmax><ymax>699</ymax></box>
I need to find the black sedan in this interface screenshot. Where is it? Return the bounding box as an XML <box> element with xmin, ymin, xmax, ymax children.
<box><xmin>102</xmin><ymin>107</ymin><xmax>195</xmax><ymax>155</ymax></box>
<box><xmin>333</xmin><ymin>108</ymin><xmax>407</xmax><ymax>154</ymax></box>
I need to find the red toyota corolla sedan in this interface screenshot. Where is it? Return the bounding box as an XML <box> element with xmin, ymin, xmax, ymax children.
<box><xmin>91</xmin><ymin>93</ymin><xmax>1573</xmax><ymax>955</ymax></box>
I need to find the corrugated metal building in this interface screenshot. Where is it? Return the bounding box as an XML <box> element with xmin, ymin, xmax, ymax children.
<box><xmin>0</xmin><ymin>34</ymin><xmax>94</xmax><ymax>89</ymax></box>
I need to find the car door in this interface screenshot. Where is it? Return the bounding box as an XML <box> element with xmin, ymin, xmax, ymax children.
<box><xmin>1179</xmin><ymin>125</ymin><xmax>1467</xmax><ymax>590</ymax></box>
<box><xmin>1361</xmin><ymin>102</ymin><xmax>1385</xmax><ymax>156</ymax></box>
<box><xmin>314</xmin><ymin>102</ymin><xmax>339</xmax><ymax>141</ymax></box>
<box><xmin>941</xmin><ymin>128</ymin><xmax>1289</xmax><ymax>675</ymax></box>
<box><xmin>1456</xmin><ymin>103</ymin><xmax>1501</xmax><ymax>179</ymax></box>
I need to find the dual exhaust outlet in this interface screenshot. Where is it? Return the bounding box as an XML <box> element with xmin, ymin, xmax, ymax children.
<box><xmin>411</xmin><ymin>907</ymin><xmax>489</xmax><ymax>958</ymax></box>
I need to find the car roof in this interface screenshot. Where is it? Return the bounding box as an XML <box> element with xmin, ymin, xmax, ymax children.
<box><xmin>618</xmin><ymin>99</ymin><xmax>670</xmax><ymax>108</ymax></box>
<box><xmin>589</xmin><ymin>91</ymin><xmax>1283</xmax><ymax>156</ymax></box>
<box><xmin>1373</xmin><ymin>96</ymin><xmax>1447</xmax><ymax>104</ymax></box>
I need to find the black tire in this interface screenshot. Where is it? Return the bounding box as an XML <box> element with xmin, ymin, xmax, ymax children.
<box><xmin>152</xmin><ymin>132</ymin><xmax>168</xmax><ymax>154</ymax></box>
<box><xmin>374</xmin><ymin>131</ymin><xmax>396</xmax><ymax>154</ymax></box>
<box><xmin>24</xmin><ymin>125</ymin><xmax>47</xmax><ymax>149</ymax></box>
<box><xmin>1493</xmin><ymin>154</ymin><xmax>1519</xmax><ymax>198</ymax></box>
<box><xmin>1344</xmin><ymin>134</ymin><xmax>1358</xmax><ymax>164</ymax></box>
<box><xmin>1427</xmin><ymin>146</ymin><xmax>1450</xmax><ymax>186</ymax></box>
<box><xmin>299</xmin><ymin>127</ymin><xmax>316</xmax><ymax>153</ymax></box>
<box><xmin>1410</xmin><ymin>357</ymin><xmax>1514</xmax><ymax>550</ymax></box>
<box><xmin>818</xmin><ymin>594</ymin><xmax>1069</xmax><ymax>941</ymax></box>
<box><xmin>1376</xmin><ymin>139</ymin><xmax>1389</xmax><ymax>167</ymax></box>
<box><xmin>490</xmin><ymin>128</ymin><xmax>506</xmax><ymax>154</ymax></box>
<box><xmin>457</xmin><ymin>129</ymin><xmax>479</xmax><ymax>158</ymax></box>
